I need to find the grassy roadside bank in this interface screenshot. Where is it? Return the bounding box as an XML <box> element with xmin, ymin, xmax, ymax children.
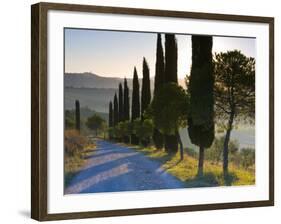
<box><xmin>64</xmin><ymin>130</ymin><xmax>97</xmax><ymax>187</ymax></box>
<box><xmin>127</xmin><ymin>144</ymin><xmax>255</xmax><ymax>188</ymax></box>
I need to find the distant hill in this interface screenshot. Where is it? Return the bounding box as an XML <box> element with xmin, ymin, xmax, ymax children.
<box><xmin>65</xmin><ymin>106</ymin><xmax>108</xmax><ymax>123</ymax></box>
<box><xmin>65</xmin><ymin>72</ymin><xmax>131</xmax><ymax>89</ymax></box>
<box><xmin>64</xmin><ymin>72</ymin><xmax>186</xmax><ymax>89</ymax></box>
<box><xmin>65</xmin><ymin>87</ymin><xmax>123</xmax><ymax>113</ymax></box>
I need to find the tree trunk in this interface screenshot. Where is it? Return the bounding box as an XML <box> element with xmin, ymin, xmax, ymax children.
<box><xmin>198</xmin><ymin>145</ymin><xmax>204</xmax><ymax>176</ymax></box>
<box><xmin>164</xmin><ymin>134</ymin><xmax>178</xmax><ymax>153</ymax></box>
<box><xmin>223</xmin><ymin>112</ymin><xmax>234</xmax><ymax>176</ymax></box>
<box><xmin>177</xmin><ymin>131</ymin><xmax>184</xmax><ymax>161</ymax></box>
<box><xmin>153</xmin><ymin>128</ymin><xmax>164</xmax><ymax>149</ymax></box>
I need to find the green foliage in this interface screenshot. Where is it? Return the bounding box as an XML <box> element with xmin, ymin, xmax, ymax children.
<box><xmin>141</xmin><ymin>57</ymin><xmax>151</xmax><ymax>120</ymax></box>
<box><xmin>116</xmin><ymin>121</ymin><xmax>133</xmax><ymax>140</ymax></box>
<box><xmin>153</xmin><ymin>33</ymin><xmax>165</xmax><ymax>149</ymax></box>
<box><xmin>108</xmin><ymin>101</ymin><xmax>113</xmax><ymax>139</ymax></box>
<box><xmin>151</xmin><ymin>83</ymin><xmax>188</xmax><ymax>135</ymax></box>
<box><xmin>214</xmin><ymin>50</ymin><xmax>255</xmax><ymax>174</ymax></box>
<box><xmin>188</xmin><ymin>35</ymin><xmax>214</xmax><ymax>149</ymax></box>
<box><xmin>205</xmin><ymin>136</ymin><xmax>239</xmax><ymax>164</ymax></box>
<box><xmin>214</xmin><ymin>50</ymin><xmax>255</xmax><ymax>122</ymax></box>
<box><xmin>154</xmin><ymin>33</ymin><xmax>165</xmax><ymax>91</ymax></box>
<box><xmin>109</xmin><ymin>101</ymin><xmax>113</xmax><ymax>127</ymax></box>
<box><xmin>118</xmin><ymin>83</ymin><xmax>124</xmax><ymax>122</ymax></box>
<box><xmin>86</xmin><ymin>114</ymin><xmax>106</xmax><ymax>136</ymax></box>
<box><xmin>165</xmin><ymin>34</ymin><xmax>178</xmax><ymax>83</ymax></box>
<box><xmin>204</xmin><ymin>136</ymin><xmax>254</xmax><ymax>170</ymax></box>
<box><xmin>163</xmin><ymin>34</ymin><xmax>179</xmax><ymax>152</ymax></box>
<box><xmin>107</xmin><ymin>127</ymin><xmax>115</xmax><ymax>139</ymax></box>
<box><xmin>133</xmin><ymin>118</ymin><xmax>153</xmax><ymax>144</ymax></box>
<box><xmin>117</xmin><ymin>122</ymin><xmax>127</xmax><ymax>139</ymax></box>
<box><xmin>188</xmin><ymin>35</ymin><xmax>214</xmax><ymax>175</ymax></box>
<box><xmin>113</xmin><ymin>93</ymin><xmax>119</xmax><ymax>126</ymax></box>
<box><xmin>65</xmin><ymin>110</ymin><xmax>75</xmax><ymax>129</ymax></box>
<box><xmin>153</xmin><ymin>129</ymin><xmax>164</xmax><ymax>149</ymax></box>
<box><xmin>123</xmin><ymin>78</ymin><xmax>130</xmax><ymax>121</ymax></box>
<box><xmin>132</xmin><ymin>67</ymin><xmax>140</xmax><ymax>121</ymax></box>
<box><xmin>235</xmin><ymin>148</ymin><xmax>255</xmax><ymax>170</ymax></box>
<box><xmin>131</xmin><ymin>67</ymin><xmax>141</xmax><ymax>144</ymax></box>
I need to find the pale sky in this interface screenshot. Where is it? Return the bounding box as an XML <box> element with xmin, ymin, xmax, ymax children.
<box><xmin>65</xmin><ymin>28</ymin><xmax>256</xmax><ymax>79</ymax></box>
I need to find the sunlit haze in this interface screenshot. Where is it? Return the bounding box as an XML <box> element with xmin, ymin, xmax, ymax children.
<box><xmin>65</xmin><ymin>28</ymin><xmax>256</xmax><ymax>79</ymax></box>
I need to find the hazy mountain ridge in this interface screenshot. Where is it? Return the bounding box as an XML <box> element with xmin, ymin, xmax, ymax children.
<box><xmin>65</xmin><ymin>72</ymin><xmax>142</xmax><ymax>89</ymax></box>
<box><xmin>65</xmin><ymin>72</ymin><xmax>186</xmax><ymax>89</ymax></box>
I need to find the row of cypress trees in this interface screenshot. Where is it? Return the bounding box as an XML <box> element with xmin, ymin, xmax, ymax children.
<box><xmin>151</xmin><ymin>33</ymin><xmax>180</xmax><ymax>153</ymax></box>
<box><xmin>108</xmin><ymin>57</ymin><xmax>151</xmax><ymax>143</ymax></box>
<box><xmin>109</xmin><ymin>78</ymin><xmax>130</xmax><ymax>139</ymax></box>
<box><xmin>108</xmin><ymin>33</ymin><xmax>215</xmax><ymax>175</ymax></box>
<box><xmin>108</xmin><ymin>33</ymin><xmax>181</xmax><ymax>152</ymax></box>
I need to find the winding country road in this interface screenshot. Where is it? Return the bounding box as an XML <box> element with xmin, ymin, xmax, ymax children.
<box><xmin>65</xmin><ymin>140</ymin><xmax>184</xmax><ymax>194</ymax></box>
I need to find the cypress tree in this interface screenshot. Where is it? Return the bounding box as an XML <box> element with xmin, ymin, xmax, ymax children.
<box><xmin>123</xmin><ymin>78</ymin><xmax>130</xmax><ymax>143</ymax></box>
<box><xmin>188</xmin><ymin>35</ymin><xmax>214</xmax><ymax>176</ymax></box>
<box><xmin>108</xmin><ymin>101</ymin><xmax>113</xmax><ymax>139</ymax></box>
<box><xmin>153</xmin><ymin>33</ymin><xmax>165</xmax><ymax>149</ymax></box>
<box><xmin>131</xmin><ymin>67</ymin><xmax>140</xmax><ymax>144</ymax></box>
<box><xmin>113</xmin><ymin>93</ymin><xmax>119</xmax><ymax>126</ymax></box>
<box><xmin>141</xmin><ymin>57</ymin><xmax>151</xmax><ymax>120</ymax></box>
<box><xmin>109</xmin><ymin>101</ymin><xmax>113</xmax><ymax>127</ymax></box>
<box><xmin>75</xmin><ymin>100</ymin><xmax>80</xmax><ymax>132</ymax></box>
<box><xmin>165</xmin><ymin>34</ymin><xmax>178</xmax><ymax>83</ymax></box>
<box><xmin>118</xmin><ymin>83</ymin><xmax>124</xmax><ymax>122</ymax></box>
<box><xmin>141</xmin><ymin>57</ymin><xmax>151</xmax><ymax>146</ymax></box>
<box><xmin>123</xmin><ymin>78</ymin><xmax>130</xmax><ymax>121</ymax></box>
<box><xmin>164</xmin><ymin>34</ymin><xmax>178</xmax><ymax>152</ymax></box>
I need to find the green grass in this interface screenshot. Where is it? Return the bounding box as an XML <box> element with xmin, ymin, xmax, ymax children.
<box><xmin>131</xmin><ymin>145</ymin><xmax>255</xmax><ymax>188</ymax></box>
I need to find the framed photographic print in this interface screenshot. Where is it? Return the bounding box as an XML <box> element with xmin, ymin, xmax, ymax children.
<box><xmin>31</xmin><ymin>2</ymin><xmax>274</xmax><ymax>221</ymax></box>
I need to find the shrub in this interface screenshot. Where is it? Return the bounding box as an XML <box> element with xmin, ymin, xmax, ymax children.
<box><xmin>65</xmin><ymin>110</ymin><xmax>75</xmax><ymax>129</ymax></box>
<box><xmin>64</xmin><ymin>130</ymin><xmax>87</xmax><ymax>156</ymax></box>
<box><xmin>86</xmin><ymin>114</ymin><xmax>106</xmax><ymax>136</ymax></box>
<box><xmin>239</xmin><ymin>148</ymin><xmax>255</xmax><ymax>169</ymax></box>
<box><xmin>205</xmin><ymin>136</ymin><xmax>239</xmax><ymax>164</ymax></box>
<box><xmin>133</xmin><ymin>118</ymin><xmax>153</xmax><ymax>145</ymax></box>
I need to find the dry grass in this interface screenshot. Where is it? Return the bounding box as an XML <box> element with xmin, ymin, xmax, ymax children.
<box><xmin>64</xmin><ymin>130</ymin><xmax>96</xmax><ymax>187</ymax></box>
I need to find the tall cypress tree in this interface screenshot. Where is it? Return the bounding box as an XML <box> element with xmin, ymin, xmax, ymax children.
<box><xmin>109</xmin><ymin>101</ymin><xmax>113</xmax><ymax>127</ymax></box>
<box><xmin>188</xmin><ymin>35</ymin><xmax>214</xmax><ymax>176</ymax></box>
<box><xmin>141</xmin><ymin>57</ymin><xmax>151</xmax><ymax>120</ymax></box>
<box><xmin>131</xmin><ymin>67</ymin><xmax>140</xmax><ymax>144</ymax></box>
<box><xmin>118</xmin><ymin>83</ymin><xmax>124</xmax><ymax>122</ymax></box>
<box><xmin>123</xmin><ymin>78</ymin><xmax>130</xmax><ymax>121</ymax></box>
<box><xmin>123</xmin><ymin>78</ymin><xmax>130</xmax><ymax>143</ymax></box>
<box><xmin>153</xmin><ymin>34</ymin><xmax>165</xmax><ymax>149</ymax></box>
<box><xmin>113</xmin><ymin>93</ymin><xmax>119</xmax><ymax>127</ymax></box>
<box><xmin>164</xmin><ymin>34</ymin><xmax>178</xmax><ymax>152</ymax></box>
<box><xmin>165</xmin><ymin>34</ymin><xmax>178</xmax><ymax>83</ymax></box>
<box><xmin>108</xmin><ymin>101</ymin><xmax>113</xmax><ymax>139</ymax></box>
<box><xmin>75</xmin><ymin>100</ymin><xmax>80</xmax><ymax>132</ymax></box>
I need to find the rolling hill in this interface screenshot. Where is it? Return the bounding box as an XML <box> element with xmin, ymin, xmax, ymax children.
<box><xmin>64</xmin><ymin>72</ymin><xmax>186</xmax><ymax>89</ymax></box>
